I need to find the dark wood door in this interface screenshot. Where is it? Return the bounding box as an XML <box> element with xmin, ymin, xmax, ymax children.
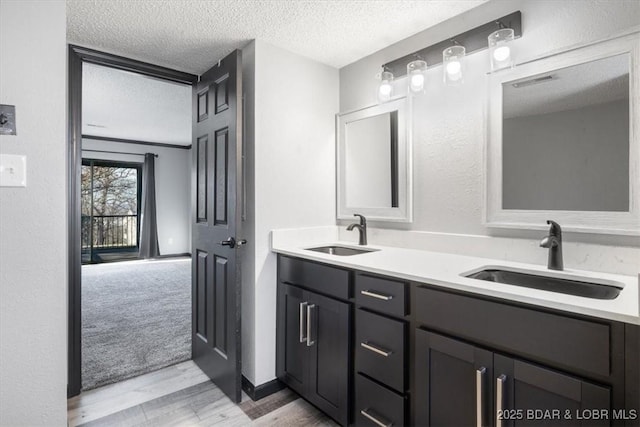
<box><xmin>192</xmin><ymin>49</ymin><xmax>243</xmax><ymax>403</ymax></box>
<box><xmin>415</xmin><ymin>329</ymin><xmax>494</xmax><ymax>427</ymax></box>
<box><xmin>276</xmin><ymin>283</ymin><xmax>309</xmax><ymax>395</ymax></box>
<box><xmin>494</xmin><ymin>354</ymin><xmax>611</xmax><ymax>427</ymax></box>
<box><xmin>306</xmin><ymin>291</ymin><xmax>350</xmax><ymax>426</ymax></box>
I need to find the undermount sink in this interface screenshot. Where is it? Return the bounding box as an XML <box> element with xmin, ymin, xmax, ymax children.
<box><xmin>306</xmin><ymin>245</ymin><xmax>378</xmax><ymax>256</ymax></box>
<box><xmin>463</xmin><ymin>266</ymin><xmax>623</xmax><ymax>300</ymax></box>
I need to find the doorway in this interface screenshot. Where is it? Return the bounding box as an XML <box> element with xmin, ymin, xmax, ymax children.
<box><xmin>68</xmin><ymin>46</ymin><xmax>244</xmax><ymax>403</ymax></box>
<box><xmin>68</xmin><ymin>46</ymin><xmax>198</xmax><ymax>395</ymax></box>
<box><xmin>80</xmin><ymin>60</ymin><xmax>192</xmax><ymax>390</ymax></box>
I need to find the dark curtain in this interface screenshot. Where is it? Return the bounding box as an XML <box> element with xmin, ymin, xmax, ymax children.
<box><xmin>139</xmin><ymin>153</ymin><xmax>160</xmax><ymax>258</ymax></box>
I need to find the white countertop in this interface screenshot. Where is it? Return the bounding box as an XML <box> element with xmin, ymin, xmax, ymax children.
<box><xmin>271</xmin><ymin>236</ymin><xmax>640</xmax><ymax>325</ymax></box>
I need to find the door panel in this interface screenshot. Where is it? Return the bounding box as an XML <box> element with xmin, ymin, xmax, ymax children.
<box><xmin>213</xmin><ymin>255</ymin><xmax>228</xmax><ymax>356</ymax></box>
<box><xmin>195</xmin><ymin>250</ymin><xmax>208</xmax><ymax>343</ymax></box>
<box><xmin>494</xmin><ymin>354</ymin><xmax>611</xmax><ymax>427</ymax></box>
<box><xmin>214</xmin><ymin>128</ymin><xmax>228</xmax><ymax>224</ymax></box>
<box><xmin>415</xmin><ymin>329</ymin><xmax>494</xmax><ymax>427</ymax></box>
<box><xmin>277</xmin><ymin>284</ymin><xmax>309</xmax><ymax>394</ymax></box>
<box><xmin>307</xmin><ymin>291</ymin><xmax>350</xmax><ymax>426</ymax></box>
<box><xmin>192</xmin><ymin>49</ymin><xmax>242</xmax><ymax>403</ymax></box>
<box><xmin>196</xmin><ymin>135</ymin><xmax>208</xmax><ymax>223</ymax></box>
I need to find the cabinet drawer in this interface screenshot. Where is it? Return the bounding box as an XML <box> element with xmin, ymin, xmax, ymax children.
<box><xmin>414</xmin><ymin>285</ymin><xmax>611</xmax><ymax>377</ymax></box>
<box><xmin>355</xmin><ymin>273</ymin><xmax>407</xmax><ymax>317</ymax></box>
<box><xmin>356</xmin><ymin>309</ymin><xmax>406</xmax><ymax>393</ymax></box>
<box><xmin>278</xmin><ymin>256</ymin><xmax>350</xmax><ymax>300</ymax></box>
<box><xmin>355</xmin><ymin>374</ymin><xmax>405</xmax><ymax>427</ymax></box>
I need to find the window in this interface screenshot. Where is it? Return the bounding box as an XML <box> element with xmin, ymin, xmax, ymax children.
<box><xmin>81</xmin><ymin>159</ymin><xmax>142</xmax><ymax>263</ymax></box>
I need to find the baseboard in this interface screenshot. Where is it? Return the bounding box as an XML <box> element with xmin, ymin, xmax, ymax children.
<box><xmin>156</xmin><ymin>252</ymin><xmax>191</xmax><ymax>259</ymax></box>
<box><xmin>242</xmin><ymin>376</ymin><xmax>285</xmax><ymax>401</ymax></box>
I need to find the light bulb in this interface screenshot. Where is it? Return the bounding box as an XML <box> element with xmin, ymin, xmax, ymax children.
<box><xmin>406</xmin><ymin>60</ymin><xmax>427</xmax><ymax>94</ymax></box>
<box><xmin>410</xmin><ymin>73</ymin><xmax>425</xmax><ymax>92</ymax></box>
<box><xmin>377</xmin><ymin>70</ymin><xmax>394</xmax><ymax>103</ymax></box>
<box><xmin>442</xmin><ymin>45</ymin><xmax>465</xmax><ymax>86</ymax></box>
<box><xmin>493</xmin><ymin>46</ymin><xmax>511</xmax><ymax>62</ymax></box>
<box><xmin>379</xmin><ymin>83</ymin><xmax>392</xmax><ymax>96</ymax></box>
<box><xmin>446</xmin><ymin>61</ymin><xmax>461</xmax><ymax>76</ymax></box>
<box><xmin>488</xmin><ymin>28</ymin><xmax>515</xmax><ymax>71</ymax></box>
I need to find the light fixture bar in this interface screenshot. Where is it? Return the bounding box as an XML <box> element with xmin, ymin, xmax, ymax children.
<box><xmin>382</xmin><ymin>11</ymin><xmax>522</xmax><ymax>77</ymax></box>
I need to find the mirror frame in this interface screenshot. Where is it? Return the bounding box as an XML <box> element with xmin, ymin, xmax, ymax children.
<box><xmin>337</xmin><ymin>97</ymin><xmax>412</xmax><ymax>222</ymax></box>
<box><xmin>485</xmin><ymin>32</ymin><xmax>640</xmax><ymax>235</ymax></box>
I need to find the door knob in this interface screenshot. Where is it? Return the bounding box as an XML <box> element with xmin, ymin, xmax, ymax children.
<box><xmin>218</xmin><ymin>237</ymin><xmax>248</xmax><ymax>249</ymax></box>
<box><xmin>219</xmin><ymin>237</ymin><xmax>236</xmax><ymax>248</ymax></box>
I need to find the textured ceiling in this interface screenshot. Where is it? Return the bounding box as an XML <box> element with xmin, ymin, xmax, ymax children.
<box><xmin>67</xmin><ymin>0</ymin><xmax>485</xmax><ymax>74</ymax></box>
<box><xmin>82</xmin><ymin>63</ymin><xmax>191</xmax><ymax>145</ymax></box>
<box><xmin>504</xmin><ymin>53</ymin><xmax>630</xmax><ymax>118</ymax></box>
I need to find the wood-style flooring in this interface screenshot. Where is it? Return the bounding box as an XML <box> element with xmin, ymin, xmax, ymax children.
<box><xmin>68</xmin><ymin>361</ymin><xmax>337</xmax><ymax>427</ymax></box>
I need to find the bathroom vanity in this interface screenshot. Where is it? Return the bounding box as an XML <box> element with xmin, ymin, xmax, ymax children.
<box><xmin>276</xmin><ymin>27</ymin><xmax>640</xmax><ymax>427</ymax></box>
<box><xmin>274</xmin><ymin>242</ymin><xmax>639</xmax><ymax>427</ymax></box>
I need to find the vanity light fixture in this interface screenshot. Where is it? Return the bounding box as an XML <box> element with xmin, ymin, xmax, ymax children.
<box><xmin>377</xmin><ymin>70</ymin><xmax>394</xmax><ymax>103</ymax></box>
<box><xmin>379</xmin><ymin>11</ymin><xmax>521</xmax><ymax>87</ymax></box>
<box><xmin>488</xmin><ymin>27</ymin><xmax>515</xmax><ymax>71</ymax></box>
<box><xmin>407</xmin><ymin>59</ymin><xmax>428</xmax><ymax>94</ymax></box>
<box><xmin>443</xmin><ymin>45</ymin><xmax>466</xmax><ymax>85</ymax></box>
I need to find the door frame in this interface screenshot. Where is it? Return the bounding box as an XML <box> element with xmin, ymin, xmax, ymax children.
<box><xmin>67</xmin><ymin>45</ymin><xmax>197</xmax><ymax>397</ymax></box>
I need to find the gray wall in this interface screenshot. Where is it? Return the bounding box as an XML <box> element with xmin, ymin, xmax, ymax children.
<box><xmin>503</xmin><ymin>100</ymin><xmax>629</xmax><ymax>211</ymax></box>
<box><xmin>82</xmin><ymin>139</ymin><xmax>191</xmax><ymax>255</ymax></box>
<box><xmin>339</xmin><ymin>0</ymin><xmax>640</xmax><ymax>244</ymax></box>
<box><xmin>0</xmin><ymin>1</ymin><xmax>68</xmax><ymax>425</ymax></box>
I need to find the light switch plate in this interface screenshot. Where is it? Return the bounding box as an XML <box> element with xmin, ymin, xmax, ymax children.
<box><xmin>0</xmin><ymin>105</ymin><xmax>17</xmax><ymax>135</ymax></box>
<box><xmin>0</xmin><ymin>154</ymin><xmax>27</xmax><ymax>187</ymax></box>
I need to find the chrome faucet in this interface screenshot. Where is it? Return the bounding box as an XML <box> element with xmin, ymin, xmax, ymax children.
<box><xmin>540</xmin><ymin>220</ymin><xmax>563</xmax><ymax>271</ymax></box>
<box><xmin>347</xmin><ymin>214</ymin><xmax>367</xmax><ymax>245</ymax></box>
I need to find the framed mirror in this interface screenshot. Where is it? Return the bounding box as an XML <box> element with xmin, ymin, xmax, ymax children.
<box><xmin>337</xmin><ymin>97</ymin><xmax>412</xmax><ymax>222</ymax></box>
<box><xmin>485</xmin><ymin>32</ymin><xmax>639</xmax><ymax>235</ymax></box>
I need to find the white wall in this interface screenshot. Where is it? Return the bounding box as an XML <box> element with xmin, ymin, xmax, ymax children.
<box><xmin>0</xmin><ymin>1</ymin><xmax>68</xmax><ymax>425</ymax></box>
<box><xmin>339</xmin><ymin>0</ymin><xmax>640</xmax><ymax>271</ymax></box>
<box><xmin>244</xmin><ymin>40</ymin><xmax>338</xmax><ymax>386</ymax></box>
<box><xmin>82</xmin><ymin>139</ymin><xmax>191</xmax><ymax>255</ymax></box>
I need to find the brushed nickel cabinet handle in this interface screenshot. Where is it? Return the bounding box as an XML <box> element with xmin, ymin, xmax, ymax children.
<box><xmin>361</xmin><ymin>290</ymin><xmax>393</xmax><ymax>301</ymax></box>
<box><xmin>476</xmin><ymin>367</ymin><xmax>486</xmax><ymax>427</ymax></box>
<box><xmin>306</xmin><ymin>304</ymin><xmax>315</xmax><ymax>347</ymax></box>
<box><xmin>496</xmin><ymin>374</ymin><xmax>507</xmax><ymax>427</ymax></box>
<box><xmin>299</xmin><ymin>302</ymin><xmax>308</xmax><ymax>343</ymax></box>
<box><xmin>360</xmin><ymin>409</ymin><xmax>392</xmax><ymax>427</ymax></box>
<box><xmin>360</xmin><ymin>341</ymin><xmax>392</xmax><ymax>357</ymax></box>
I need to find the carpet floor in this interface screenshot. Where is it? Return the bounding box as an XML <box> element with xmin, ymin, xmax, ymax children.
<box><xmin>81</xmin><ymin>258</ymin><xmax>191</xmax><ymax>391</ymax></box>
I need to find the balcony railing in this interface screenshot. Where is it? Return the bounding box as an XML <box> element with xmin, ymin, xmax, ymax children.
<box><xmin>81</xmin><ymin>214</ymin><xmax>138</xmax><ymax>250</ymax></box>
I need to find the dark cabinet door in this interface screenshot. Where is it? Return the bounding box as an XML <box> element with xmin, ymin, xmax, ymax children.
<box><xmin>276</xmin><ymin>283</ymin><xmax>309</xmax><ymax>395</ymax></box>
<box><xmin>415</xmin><ymin>329</ymin><xmax>494</xmax><ymax>427</ymax></box>
<box><xmin>494</xmin><ymin>354</ymin><xmax>611</xmax><ymax>427</ymax></box>
<box><xmin>306</xmin><ymin>291</ymin><xmax>350</xmax><ymax>426</ymax></box>
<box><xmin>276</xmin><ymin>282</ymin><xmax>351</xmax><ymax>426</ymax></box>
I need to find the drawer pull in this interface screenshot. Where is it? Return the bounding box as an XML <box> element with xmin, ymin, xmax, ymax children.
<box><xmin>299</xmin><ymin>302</ymin><xmax>308</xmax><ymax>343</ymax></box>
<box><xmin>496</xmin><ymin>374</ymin><xmax>507</xmax><ymax>427</ymax></box>
<box><xmin>361</xmin><ymin>341</ymin><xmax>392</xmax><ymax>357</ymax></box>
<box><xmin>360</xmin><ymin>408</ymin><xmax>392</xmax><ymax>427</ymax></box>
<box><xmin>306</xmin><ymin>304</ymin><xmax>315</xmax><ymax>347</ymax></box>
<box><xmin>476</xmin><ymin>367</ymin><xmax>486</xmax><ymax>427</ymax></box>
<box><xmin>361</xmin><ymin>290</ymin><xmax>393</xmax><ymax>301</ymax></box>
